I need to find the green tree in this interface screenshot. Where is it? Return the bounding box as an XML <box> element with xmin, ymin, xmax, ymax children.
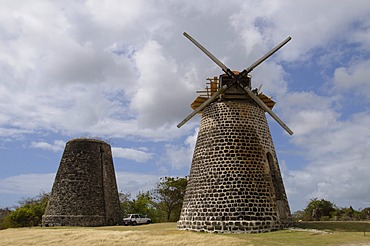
<box><xmin>304</xmin><ymin>198</ymin><xmax>336</xmax><ymax>221</ymax></box>
<box><xmin>360</xmin><ymin>207</ymin><xmax>370</xmax><ymax>220</ymax></box>
<box><xmin>119</xmin><ymin>192</ymin><xmax>134</xmax><ymax>217</ymax></box>
<box><xmin>152</xmin><ymin>177</ymin><xmax>187</xmax><ymax>222</ymax></box>
<box><xmin>131</xmin><ymin>191</ymin><xmax>159</xmax><ymax>222</ymax></box>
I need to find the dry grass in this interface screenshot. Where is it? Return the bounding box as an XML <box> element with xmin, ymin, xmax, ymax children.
<box><xmin>1</xmin><ymin>223</ymin><xmax>370</xmax><ymax>246</ymax></box>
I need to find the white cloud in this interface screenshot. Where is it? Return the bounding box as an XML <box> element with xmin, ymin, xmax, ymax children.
<box><xmin>333</xmin><ymin>59</ymin><xmax>370</xmax><ymax>100</ymax></box>
<box><xmin>0</xmin><ymin>127</ymin><xmax>33</xmax><ymax>139</ymax></box>
<box><xmin>116</xmin><ymin>171</ymin><xmax>162</xmax><ymax>197</ymax></box>
<box><xmin>85</xmin><ymin>0</ymin><xmax>151</xmax><ymax>32</ymax></box>
<box><xmin>0</xmin><ymin>0</ymin><xmax>369</xmax><ymax>140</ymax></box>
<box><xmin>0</xmin><ymin>2</ymin><xmax>191</xmax><ymax>140</ymax></box>
<box><xmin>290</xmin><ymin>109</ymin><xmax>338</xmax><ymax>137</ymax></box>
<box><xmin>228</xmin><ymin>0</ymin><xmax>370</xmax><ymax>63</ymax></box>
<box><xmin>30</xmin><ymin>140</ymin><xmax>65</xmax><ymax>152</ymax></box>
<box><xmin>163</xmin><ymin>144</ymin><xmax>191</xmax><ymax>170</ymax></box>
<box><xmin>112</xmin><ymin>147</ymin><xmax>154</xmax><ymax>163</ymax></box>
<box><xmin>0</xmin><ymin>173</ymin><xmax>55</xmax><ymax>195</ymax></box>
<box><xmin>130</xmin><ymin>40</ymin><xmax>197</xmax><ymax>128</ymax></box>
<box><xmin>161</xmin><ymin>127</ymin><xmax>198</xmax><ymax>170</ymax></box>
<box><xmin>284</xmin><ymin>111</ymin><xmax>370</xmax><ymax>210</ymax></box>
<box><xmin>279</xmin><ymin>91</ymin><xmax>339</xmax><ymax>137</ymax></box>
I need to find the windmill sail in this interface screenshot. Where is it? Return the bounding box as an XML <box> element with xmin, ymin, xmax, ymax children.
<box><xmin>178</xmin><ymin>32</ymin><xmax>293</xmax><ymax>135</ymax></box>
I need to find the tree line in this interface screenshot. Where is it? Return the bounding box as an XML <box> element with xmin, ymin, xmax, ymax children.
<box><xmin>0</xmin><ymin>192</ymin><xmax>50</xmax><ymax>229</ymax></box>
<box><xmin>2</xmin><ymin>178</ymin><xmax>370</xmax><ymax>229</ymax></box>
<box><xmin>293</xmin><ymin>198</ymin><xmax>370</xmax><ymax>221</ymax></box>
<box><xmin>0</xmin><ymin>176</ymin><xmax>187</xmax><ymax>229</ymax></box>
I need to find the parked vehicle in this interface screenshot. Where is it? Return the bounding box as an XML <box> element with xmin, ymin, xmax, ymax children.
<box><xmin>123</xmin><ymin>214</ymin><xmax>151</xmax><ymax>226</ymax></box>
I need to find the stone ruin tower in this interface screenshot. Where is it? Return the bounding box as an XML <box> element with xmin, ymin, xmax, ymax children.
<box><xmin>42</xmin><ymin>138</ymin><xmax>122</xmax><ymax>226</ymax></box>
<box><xmin>176</xmin><ymin>33</ymin><xmax>293</xmax><ymax>233</ymax></box>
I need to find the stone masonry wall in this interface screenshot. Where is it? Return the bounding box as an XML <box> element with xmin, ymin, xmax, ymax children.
<box><xmin>100</xmin><ymin>144</ymin><xmax>123</xmax><ymax>226</ymax></box>
<box><xmin>177</xmin><ymin>98</ymin><xmax>291</xmax><ymax>233</ymax></box>
<box><xmin>42</xmin><ymin>139</ymin><xmax>122</xmax><ymax>226</ymax></box>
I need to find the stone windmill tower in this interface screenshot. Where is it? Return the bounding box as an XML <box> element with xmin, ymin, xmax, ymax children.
<box><xmin>42</xmin><ymin>138</ymin><xmax>122</xmax><ymax>226</ymax></box>
<box><xmin>177</xmin><ymin>33</ymin><xmax>293</xmax><ymax>233</ymax></box>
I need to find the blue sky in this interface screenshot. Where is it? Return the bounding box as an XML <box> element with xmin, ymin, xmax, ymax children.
<box><xmin>1</xmin><ymin>0</ymin><xmax>370</xmax><ymax>212</ymax></box>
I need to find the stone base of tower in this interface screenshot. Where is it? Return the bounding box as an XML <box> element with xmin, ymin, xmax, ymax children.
<box><xmin>42</xmin><ymin>215</ymin><xmax>106</xmax><ymax>227</ymax></box>
<box><xmin>177</xmin><ymin>219</ymin><xmax>284</xmax><ymax>233</ymax></box>
<box><xmin>177</xmin><ymin>100</ymin><xmax>292</xmax><ymax>234</ymax></box>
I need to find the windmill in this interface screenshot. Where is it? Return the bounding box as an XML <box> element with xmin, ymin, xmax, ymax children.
<box><xmin>177</xmin><ymin>32</ymin><xmax>293</xmax><ymax>233</ymax></box>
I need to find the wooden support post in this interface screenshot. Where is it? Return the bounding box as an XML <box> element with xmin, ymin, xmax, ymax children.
<box><xmin>210</xmin><ymin>76</ymin><xmax>218</xmax><ymax>95</ymax></box>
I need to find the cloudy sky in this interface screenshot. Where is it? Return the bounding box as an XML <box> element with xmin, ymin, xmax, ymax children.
<box><xmin>0</xmin><ymin>0</ymin><xmax>369</xmax><ymax>212</ymax></box>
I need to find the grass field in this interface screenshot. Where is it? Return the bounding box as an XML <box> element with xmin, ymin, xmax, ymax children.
<box><xmin>1</xmin><ymin>222</ymin><xmax>370</xmax><ymax>246</ymax></box>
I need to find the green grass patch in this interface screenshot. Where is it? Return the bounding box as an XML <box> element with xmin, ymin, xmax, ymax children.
<box><xmin>294</xmin><ymin>221</ymin><xmax>370</xmax><ymax>232</ymax></box>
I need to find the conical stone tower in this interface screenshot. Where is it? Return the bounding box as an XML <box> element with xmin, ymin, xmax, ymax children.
<box><xmin>42</xmin><ymin>138</ymin><xmax>122</xmax><ymax>226</ymax></box>
<box><xmin>177</xmin><ymin>77</ymin><xmax>291</xmax><ymax>233</ymax></box>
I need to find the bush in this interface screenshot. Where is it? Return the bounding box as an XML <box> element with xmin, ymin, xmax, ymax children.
<box><xmin>0</xmin><ymin>208</ymin><xmax>12</xmax><ymax>230</ymax></box>
<box><xmin>304</xmin><ymin>198</ymin><xmax>336</xmax><ymax>221</ymax></box>
<box><xmin>4</xmin><ymin>207</ymin><xmax>38</xmax><ymax>227</ymax></box>
<box><xmin>0</xmin><ymin>192</ymin><xmax>49</xmax><ymax>228</ymax></box>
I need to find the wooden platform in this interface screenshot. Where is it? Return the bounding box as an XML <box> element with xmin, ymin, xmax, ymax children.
<box><xmin>190</xmin><ymin>93</ymin><xmax>275</xmax><ymax>113</ymax></box>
